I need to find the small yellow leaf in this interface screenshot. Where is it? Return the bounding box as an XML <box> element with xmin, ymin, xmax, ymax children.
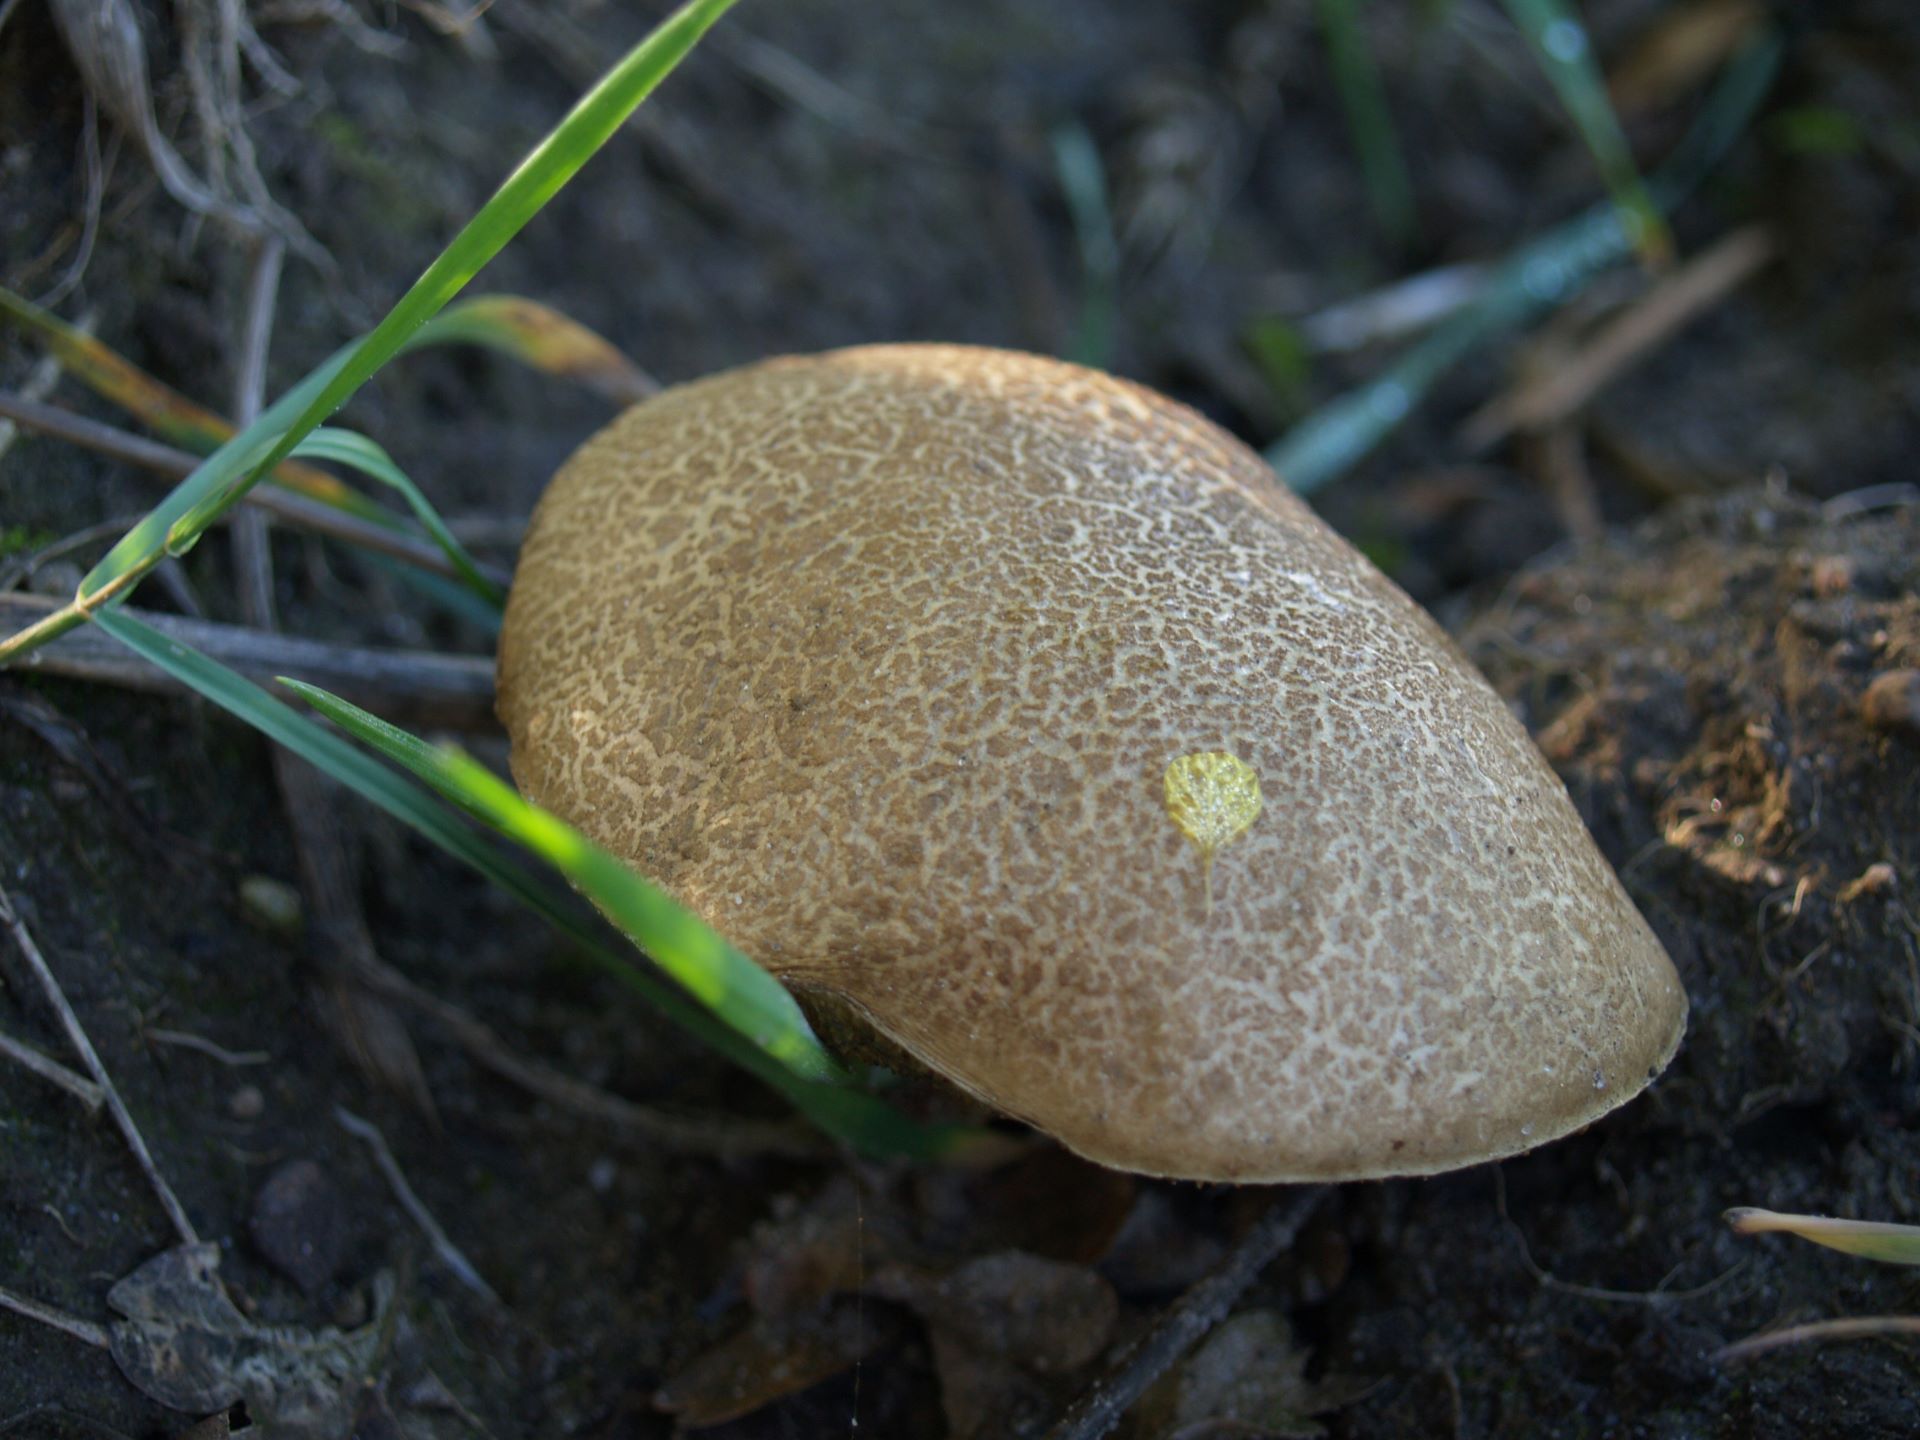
<box><xmin>1164</xmin><ymin>751</ymin><xmax>1263</xmax><ymax>859</ymax></box>
<box><xmin>1726</xmin><ymin>1207</ymin><xmax>1920</xmax><ymax>1265</ymax></box>
<box><xmin>1164</xmin><ymin>752</ymin><xmax>1262</xmax><ymax>916</ymax></box>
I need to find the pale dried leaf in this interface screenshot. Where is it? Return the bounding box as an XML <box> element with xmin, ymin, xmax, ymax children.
<box><xmin>1129</xmin><ymin>1310</ymin><xmax>1370</xmax><ymax>1440</ymax></box>
<box><xmin>870</xmin><ymin>1250</ymin><xmax>1118</xmax><ymax>1374</ymax></box>
<box><xmin>106</xmin><ymin>1242</ymin><xmax>390</xmax><ymax>1435</ymax></box>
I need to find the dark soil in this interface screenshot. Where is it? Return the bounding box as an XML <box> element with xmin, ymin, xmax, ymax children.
<box><xmin>2</xmin><ymin>2</ymin><xmax>1918</xmax><ymax>1436</ymax></box>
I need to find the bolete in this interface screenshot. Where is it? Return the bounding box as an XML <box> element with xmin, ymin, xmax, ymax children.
<box><xmin>497</xmin><ymin>344</ymin><xmax>1685</xmax><ymax>1182</ymax></box>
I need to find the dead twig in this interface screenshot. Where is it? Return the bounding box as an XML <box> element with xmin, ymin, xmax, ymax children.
<box><xmin>231</xmin><ymin>236</ymin><xmax>284</xmax><ymax>631</ymax></box>
<box><xmin>0</xmin><ymin>686</ymin><xmax>205</xmax><ymax>868</ymax></box>
<box><xmin>1300</xmin><ymin>262</ymin><xmax>1491</xmax><ymax>354</ymax></box>
<box><xmin>0</xmin><ymin>390</ymin><xmax>509</xmax><ymax>587</ymax></box>
<box><xmin>0</xmin><ymin>1026</ymin><xmax>107</xmax><ymax>1112</ymax></box>
<box><xmin>334</xmin><ymin>1106</ymin><xmax>503</xmax><ymax>1310</ymax></box>
<box><xmin>356</xmin><ymin>952</ymin><xmax>827</xmax><ymax>1160</ymax></box>
<box><xmin>146</xmin><ymin>1027</ymin><xmax>271</xmax><ymax>1067</ymax></box>
<box><xmin>1042</xmin><ymin>1185</ymin><xmax>1329</xmax><ymax>1440</ymax></box>
<box><xmin>0</xmin><ymin>880</ymin><xmax>198</xmax><ymax>1246</ymax></box>
<box><xmin>0</xmin><ymin>592</ymin><xmax>497</xmax><ymax>730</ymax></box>
<box><xmin>1462</xmin><ymin>227</ymin><xmax>1774</xmax><ymax>451</ymax></box>
<box><xmin>0</xmin><ymin>326</ymin><xmax>76</xmax><ymax>466</ymax></box>
<box><xmin>1495</xmin><ymin>1168</ymin><xmax>1747</xmax><ymax>1305</ymax></box>
<box><xmin>0</xmin><ymin>1282</ymin><xmax>111</xmax><ymax>1350</ymax></box>
<box><xmin>1716</xmin><ymin>1315</ymin><xmax>1920</xmax><ymax>1363</ymax></box>
<box><xmin>227</xmin><ymin>239</ymin><xmax>436</xmax><ymax>1116</ymax></box>
<box><xmin>1524</xmin><ymin>424</ymin><xmax>1604</xmax><ymax>546</ymax></box>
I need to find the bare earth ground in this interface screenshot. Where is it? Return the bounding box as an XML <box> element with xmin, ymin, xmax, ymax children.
<box><xmin>2</xmin><ymin>1</ymin><xmax>1919</xmax><ymax>1436</ymax></box>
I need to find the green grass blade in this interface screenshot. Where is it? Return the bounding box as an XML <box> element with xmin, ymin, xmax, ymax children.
<box><xmin>1049</xmin><ymin>121</ymin><xmax>1119</xmax><ymax>371</ymax></box>
<box><xmin>1728</xmin><ymin>1208</ymin><xmax>1920</xmax><ymax>1266</ymax></box>
<box><xmin>362</xmin><ymin>552</ymin><xmax>506</xmax><ymax>637</ymax></box>
<box><xmin>196</xmin><ymin>0</ymin><xmax>743</xmax><ymax>533</ymax></box>
<box><xmin>279</xmin><ymin>678</ymin><xmax>841</xmax><ymax>1084</ymax></box>
<box><xmin>89</xmin><ymin>609</ymin><xmax>978</xmax><ymax>1159</ymax></box>
<box><xmin>1317</xmin><ymin>0</ymin><xmax>1417</xmax><ymax>247</ymax></box>
<box><xmin>0</xmin><ymin>307</ymin><xmax>498</xmax><ymax>632</ymax></box>
<box><xmin>1499</xmin><ymin>0</ymin><xmax>1669</xmax><ymax>263</ymax></box>
<box><xmin>288</xmin><ymin>429</ymin><xmax>506</xmax><ymax>608</ymax></box>
<box><xmin>1</xmin><ymin>0</ymin><xmax>741</xmax><ymax>661</ymax></box>
<box><xmin>75</xmin><ymin>343</ymin><xmax>354</xmax><ymax>584</ymax></box>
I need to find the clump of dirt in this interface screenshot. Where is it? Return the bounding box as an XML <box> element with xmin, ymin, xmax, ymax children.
<box><xmin>1319</xmin><ymin>487</ymin><xmax>1920</xmax><ymax>1439</ymax></box>
<box><xmin>1466</xmin><ymin>486</ymin><xmax>1919</xmax><ymax>1134</ymax></box>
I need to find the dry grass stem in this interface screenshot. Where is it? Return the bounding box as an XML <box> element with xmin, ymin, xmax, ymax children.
<box><xmin>1496</xmin><ymin>1168</ymin><xmax>1746</xmax><ymax>1305</ymax></box>
<box><xmin>0</xmin><ymin>592</ymin><xmax>497</xmax><ymax>729</ymax></box>
<box><xmin>228</xmin><ymin>239</ymin><xmax>436</xmax><ymax>1116</ymax></box>
<box><xmin>0</xmin><ymin>334</ymin><xmax>76</xmax><ymax>465</ymax></box>
<box><xmin>0</xmin><ymin>880</ymin><xmax>198</xmax><ymax>1246</ymax></box>
<box><xmin>335</xmin><ymin>1106</ymin><xmax>504</xmax><ymax>1310</ymax></box>
<box><xmin>1463</xmin><ymin>226</ymin><xmax>1774</xmax><ymax>450</ymax></box>
<box><xmin>33</xmin><ymin>95</ymin><xmax>105</xmax><ymax>308</ymax></box>
<box><xmin>357</xmin><ymin>952</ymin><xmax>829</xmax><ymax>1160</ymax></box>
<box><xmin>146</xmin><ymin>1028</ymin><xmax>271</xmax><ymax>1067</ymax></box>
<box><xmin>1043</xmin><ymin>1186</ymin><xmax>1329</xmax><ymax>1440</ymax></box>
<box><xmin>0</xmin><ymin>1282</ymin><xmax>111</xmax><ymax>1350</ymax></box>
<box><xmin>0</xmin><ymin>389</ymin><xmax>511</xmax><ymax>584</ymax></box>
<box><xmin>0</xmin><ymin>1026</ymin><xmax>107</xmax><ymax>1112</ymax></box>
<box><xmin>1716</xmin><ymin>1315</ymin><xmax>1920</xmax><ymax>1363</ymax></box>
<box><xmin>1526</xmin><ymin>425</ymin><xmax>1604</xmax><ymax>545</ymax></box>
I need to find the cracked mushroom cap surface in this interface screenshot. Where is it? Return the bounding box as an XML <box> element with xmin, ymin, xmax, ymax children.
<box><xmin>497</xmin><ymin>344</ymin><xmax>1687</xmax><ymax>1182</ymax></box>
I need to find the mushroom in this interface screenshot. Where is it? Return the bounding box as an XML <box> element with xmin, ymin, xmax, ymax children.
<box><xmin>497</xmin><ymin>344</ymin><xmax>1685</xmax><ymax>1182</ymax></box>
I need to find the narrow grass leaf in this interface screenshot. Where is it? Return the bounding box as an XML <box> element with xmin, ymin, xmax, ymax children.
<box><xmin>88</xmin><ymin>610</ymin><xmax>973</xmax><ymax>1158</ymax></box>
<box><xmin>288</xmin><ymin>429</ymin><xmax>505</xmax><ymax>607</ymax></box>
<box><xmin>281</xmin><ymin>678</ymin><xmax>836</xmax><ymax>1081</ymax></box>
<box><xmin>410</xmin><ymin>296</ymin><xmax>657</xmax><ymax>404</ymax></box>
<box><xmin>1317</xmin><ymin>0</ymin><xmax>1417</xmax><ymax>247</ymax></box>
<box><xmin>1049</xmin><ymin>121</ymin><xmax>1119</xmax><ymax>371</ymax></box>
<box><xmin>362</xmin><ymin>553</ymin><xmax>507</xmax><ymax>637</ymax></box>
<box><xmin>278</xmin><ymin>683</ymin><xmax>1006</xmax><ymax>1162</ymax></box>
<box><xmin>1499</xmin><ymin>0</ymin><xmax>1670</xmax><ymax>263</ymax></box>
<box><xmin>1726</xmin><ymin>1208</ymin><xmax>1920</xmax><ymax>1266</ymax></box>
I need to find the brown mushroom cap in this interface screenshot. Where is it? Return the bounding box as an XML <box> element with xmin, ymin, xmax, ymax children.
<box><xmin>498</xmin><ymin>344</ymin><xmax>1686</xmax><ymax>1182</ymax></box>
